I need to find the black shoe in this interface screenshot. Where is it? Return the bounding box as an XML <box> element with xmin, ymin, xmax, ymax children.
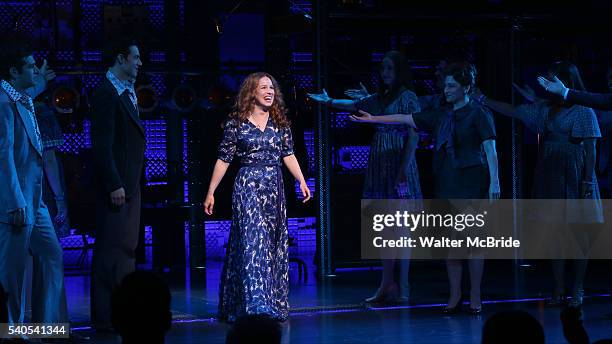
<box><xmin>442</xmin><ymin>297</ymin><xmax>463</xmax><ymax>315</ymax></box>
<box><xmin>467</xmin><ymin>306</ymin><xmax>482</xmax><ymax>315</ymax></box>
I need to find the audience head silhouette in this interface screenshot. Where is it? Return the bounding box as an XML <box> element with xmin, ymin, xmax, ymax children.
<box><xmin>482</xmin><ymin>310</ymin><xmax>544</xmax><ymax>344</ymax></box>
<box><xmin>226</xmin><ymin>314</ymin><xmax>281</xmax><ymax>344</ymax></box>
<box><xmin>111</xmin><ymin>271</ymin><xmax>172</xmax><ymax>344</ymax></box>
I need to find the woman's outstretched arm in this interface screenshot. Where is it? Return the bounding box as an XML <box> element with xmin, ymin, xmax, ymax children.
<box><xmin>349</xmin><ymin>110</ymin><xmax>417</xmax><ymax>128</ymax></box>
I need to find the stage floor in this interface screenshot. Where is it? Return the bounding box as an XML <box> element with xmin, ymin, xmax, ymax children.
<box><xmin>63</xmin><ymin>259</ymin><xmax>612</xmax><ymax>343</ymax></box>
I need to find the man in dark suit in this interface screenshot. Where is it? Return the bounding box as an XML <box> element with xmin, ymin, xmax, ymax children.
<box><xmin>0</xmin><ymin>37</ymin><xmax>68</xmax><ymax>324</ymax></box>
<box><xmin>90</xmin><ymin>38</ymin><xmax>145</xmax><ymax>330</ymax></box>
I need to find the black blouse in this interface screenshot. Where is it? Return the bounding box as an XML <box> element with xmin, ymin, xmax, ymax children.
<box><xmin>413</xmin><ymin>100</ymin><xmax>496</xmax><ymax>171</ymax></box>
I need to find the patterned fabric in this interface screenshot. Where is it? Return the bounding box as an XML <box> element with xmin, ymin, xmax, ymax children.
<box><xmin>515</xmin><ymin>102</ymin><xmax>602</xmax><ymax>222</ymax></box>
<box><xmin>217</xmin><ymin>117</ymin><xmax>293</xmax><ymax>322</ymax></box>
<box><xmin>515</xmin><ymin>101</ymin><xmax>601</xmax><ymax>138</ymax></box>
<box><xmin>105</xmin><ymin>70</ymin><xmax>138</xmax><ymax>111</ymax></box>
<box><xmin>1</xmin><ymin>80</ymin><xmax>42</xmax><ymax>151</ymax></box>
<box><xmin>355</xmin><ymin>88</ymin><xmax>422</xmax><ymax>199</ymax></box>
<box><xmin>34</xmin><ymin>102</ymin><xmax>64</xmax><ymax>149</ymax></box>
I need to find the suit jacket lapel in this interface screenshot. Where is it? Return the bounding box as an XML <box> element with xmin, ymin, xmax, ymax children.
<box><xmin>14</xmin><ymin>101</ymin><xmax>43</xmax><ymax>156</ymax></box>
<box><xmin>119</xmin><ymin>92</ymin><xmax>145</xmax><ymax>137</ymax></box>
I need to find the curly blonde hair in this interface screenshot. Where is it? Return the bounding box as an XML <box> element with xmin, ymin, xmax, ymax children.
<box><xmin>229</xmin><ymin>72</ymin><xmax>290</xmax><ymax>128</ymax></box>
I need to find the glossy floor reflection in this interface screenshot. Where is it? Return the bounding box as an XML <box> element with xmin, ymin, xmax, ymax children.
<box><xmin>63</xmin><ymin>259</ymin><xmax>612</xmax><ymax>343</ymax></box>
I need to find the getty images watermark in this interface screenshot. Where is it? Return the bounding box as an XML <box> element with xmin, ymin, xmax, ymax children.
<box><xmin>360</xmin><ymin>199</ymin><xmax>612</xmax><ymax>259</ymax></box>
<box><xmin>371</xmin><ymin>209</ymin><xmax>519</xmax><ymax>249</ymax></box>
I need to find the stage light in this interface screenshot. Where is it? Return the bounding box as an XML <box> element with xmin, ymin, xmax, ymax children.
<box><xmin>171</xmin><ymin>85</ymin><xmax>197</xmax><ymax>112</ymax></box>
<box><xmin>136</xmin><ymin>85</ymin><xmax>158</xmax><ymax>113</ymax></box>
<box><xmin>51</xmin><ymin>86</ymin><xmax>80</xmax><ymax>114</ymax></box>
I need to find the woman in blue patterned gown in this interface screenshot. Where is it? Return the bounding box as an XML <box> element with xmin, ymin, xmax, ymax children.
<box><xmin>204</xmin><ymin>72</ymin><xmax>311</xmax><ymax>322</ymax></box>
<box><xmin>308</xmin><ymin>51</ymin><xmax>422</xmax><ymax>303</ymax></box>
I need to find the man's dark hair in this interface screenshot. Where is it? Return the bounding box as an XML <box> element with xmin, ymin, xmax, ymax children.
<box><xmin>226</xmin><ymin>314</ymin><xmax>282</xmax><ymax>344</ymax></box>
<box><xmin>102</xmin><ymin>37</ymin><xmax>139</xmax><ymax>68</ymax></box>
<box><xmin>0</xmin><ymin>35</ymin><xmax>33</xmax><ymax>81</ymax></box>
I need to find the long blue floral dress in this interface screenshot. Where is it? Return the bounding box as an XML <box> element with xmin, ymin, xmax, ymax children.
<box><xmin>217</xmin><ymin>116</ymin><xmax>294</xmax><ymax>322</ymax></box>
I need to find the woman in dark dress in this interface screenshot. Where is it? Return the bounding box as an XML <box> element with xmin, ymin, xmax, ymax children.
<box><xmin>351</xmin><ymin>62</ymin><xmax>500</xmax><ymax>314</ymax></box>
<box><xmin>308</xmin><ymin>51</ymin><xmax>422</xmax><ymax>303</ymax></box>
<box><xmin>204</xmin><ymin>72</ymin><xmax>311</xmax><ymax>322</ymax></box>
<box><xmin>479</xmin><ymin>61</ymin><xmax>602</xmax><ymax>307</ymax></box>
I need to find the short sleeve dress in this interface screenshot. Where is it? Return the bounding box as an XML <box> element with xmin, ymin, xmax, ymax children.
<box><xmin>355</xmin><ymin>88</ymin><xmax>422</xmax><ymax>199</ymax></box>
<box><xmin>515</xmin><ymin>102</ymin><xmax>603</xmax><ymax>223</ymax></box>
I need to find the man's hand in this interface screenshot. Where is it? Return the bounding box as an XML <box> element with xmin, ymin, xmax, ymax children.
<box><xmin>110</xmin><ymin>187</ymin><xmax>126</xmax><ymax>206</ymax></box>
<box><xmin>537</xmin><ymin>75</ymin><xmax>568</xmax><ymax>97</ymax></box>
<box><xmin>39</xmin><ymin>59</ymin><xmax>56</xmax><ymax>82</ymax></box>
<box><xmin>9</xmin><ymin>208</ymin><xmax>26</xmax><ymax>226</ymax></box>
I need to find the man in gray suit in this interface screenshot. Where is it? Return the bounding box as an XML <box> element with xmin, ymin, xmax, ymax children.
<box><xmin>0</xmin><ymin>37</ymin><xmax>68</xmax><ymax>324</ymax></box>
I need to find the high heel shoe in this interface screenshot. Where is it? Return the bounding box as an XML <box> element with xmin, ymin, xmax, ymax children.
<box><xmin>468</xmin><ymin>292</ymin><xmax>483</xmax><ymax>315</ymax></box>
<box><xmin>442</xmin><ymin>296</ymin><xmax>463</xmax><ymax>314</ymax></box>
<box><xmin>568</xmin><ymin>288</ymin><xmax>584</xmax><ymax>308</ymax></box>
<box><xmin>365</xmin><ymin>283</ymin><xmax>398</xmax><ymax>303</ymax></box>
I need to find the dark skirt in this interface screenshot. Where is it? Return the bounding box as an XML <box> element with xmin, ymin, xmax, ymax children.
<box><xmin>433</xmin><ymin>157</ymin><xmax>489</xmax><ymax>200</ymax></box>
<box><xmin>433</xmin><ymin>157</ymin><xmax>490</xmax><ymax>258</ymax></box>
<box><xmin>532</xmin><ymin>140</ymin><xmax>603</xmax><ymax>223</ymax></box>
<box><xmin>362</xmin><ymin>131</ymin><xmax>422</xmax><ymax>199</ymax></box>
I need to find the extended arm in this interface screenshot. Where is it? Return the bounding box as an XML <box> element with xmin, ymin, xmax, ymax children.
<box><xmin>349</xmin><ymin>110</ymin><xmax>417</xmax><ymax>128</ymax></box>
<box><xmin>481</xmin><ymin>97</ymin><xmax>520</xmax><ymax>118</ymax></box>
<box><xmin>538</xmin><ymin>75</ymin><xmax>612</xmax><ymax>110</ymax></box>
<box><xmin>568</xmin><ymin>91</ymin><xmax>612</xmax><ymax>111</ymax></box>
<box><xmin>307</xmin><ymin>89</ymin><xmax>357</xmax><ymax>111</ymax></box>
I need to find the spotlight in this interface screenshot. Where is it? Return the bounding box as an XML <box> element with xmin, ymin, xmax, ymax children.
<box><xmin>51</xmin><ymin>86</ymin><xmax>80</xmax><ymax>114</ymax></box>
<box><xmin>171</xmin><ymin>85</ymin><xmax>197</xmax><ymax>112</ymax></box>
<box><xmin>136</xmin><ymin>85</ymin><xmax>158</xmax><ymax>113</ymax></box>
